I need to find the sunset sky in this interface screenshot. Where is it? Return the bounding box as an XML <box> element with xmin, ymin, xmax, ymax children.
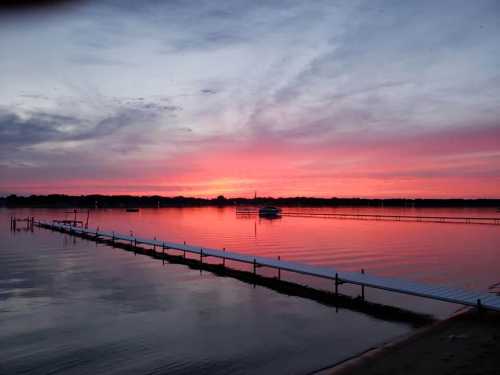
<box><xmin>1</xmin><ymin>0</ymin><xmax>499</xmax><ymax>198</ymax></box>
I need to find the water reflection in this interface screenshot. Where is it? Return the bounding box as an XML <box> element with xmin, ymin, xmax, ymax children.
<box><xmin>1</xmin><ymin>207</ymin><xmax>499</xmax><ymax>374</ymax></box>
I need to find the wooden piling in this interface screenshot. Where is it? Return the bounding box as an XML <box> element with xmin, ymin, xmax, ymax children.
<box><xmin>162</xmin><ymin>242</ymin><xmax>165</xmax><ymax>265</ymax></box>
<box><xmin>361</xmin><ymin>268</ymin><xmax>365</xmax><ymax>300</ymax></box>
<box><xmin>335</xmin><ymin>273</ymin><xmax>339</xmax><ymax>297</ymax></box>
<box><xmin>278</xmin><ymin>255</ymin><xmax>281</xmax><ymax>280</ymax></box>
<box><xmin>253</xmin><ymin>258</ymin><xmax>257</xmax><ymax>275</ymax></box>
<box><xmin>222</xmin><ymin>247</ymin><xmax>226</xmax><ymax>267</ymax></box>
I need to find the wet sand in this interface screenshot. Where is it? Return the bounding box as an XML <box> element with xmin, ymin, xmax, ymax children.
<box><xmin>320</xmin><ymin>309</ymin><xmax>500</xmax><ymax>375</ymax></box>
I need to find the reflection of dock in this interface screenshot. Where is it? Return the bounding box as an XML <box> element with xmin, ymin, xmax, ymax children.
<box><xmin>35</xmin><ymin>220</ymin><xmax>500</xmax><ymax>312</ymax></box>
<box><xmin>236</xmin><ymin>209</ymin><xmax>500</xmax><ymax>225</ymax></box>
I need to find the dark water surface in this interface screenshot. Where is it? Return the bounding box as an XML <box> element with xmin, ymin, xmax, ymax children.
<box><xmin>1</xmin><ymin>207</ymin><xmax>499</xmax><ymax>374</ymax></box>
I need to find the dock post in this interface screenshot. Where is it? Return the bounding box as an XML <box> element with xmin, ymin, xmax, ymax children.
<box><xmin>162</xmin><ymin>242</ymin><xmax>165</xmax><ymax>265</ymax></box>
<box><xmin>200</xmin><ymin>248</ymin><xmax>203</xmax><ymax>264</ymax></box>
<box><xmin>361</xmin><ymin>269</ymin><xmax>365</xmax><ymax>301</ymax></box>
<box><xmin>153</xmin><ymin>236</ymin><xmax>156</xmax><ymax>252</ymax></box>
<box><xmin>253</xmin><ymin>258</ymin><xmax>257</xmax><ymax>276</ymax></box>
<box><xmin>183</xmin><ymin>241</ymin><xmax>186</xmax><ymax>258</ymax></box>
<box><xmin>222</xmin><ymin>248</ymin><xmax>226</xmax><ymax>268</ymax></box>
<box><xmin>335</xmin><ymin>273</ymin><xmax>339</xmax><ymax>297</ymax></box>
<box><xmin>112</xmin><ymin>232</ymin><xmax>115</xmax><ymax>245</ymax></box>
<box><xmin>278</xmin><ymin>256</ymin><xmax>281</xmax><ymax>281</ymax></box>
<box><xmin>477</xmin><ymin>299</ymin><xmax>482</xmax><ymax>311</ymax></box>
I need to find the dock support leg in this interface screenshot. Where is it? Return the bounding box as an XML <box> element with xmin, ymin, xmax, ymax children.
<box><xmin>335</xmin><ymin>273</ymin><xmax>339</xmax><ymax>297</ymax></box>
<box><xmin>162</xmin><ymin>243</ymin><xmax>165</xmax><ymax>265</ymax></box>
<box><xmin>222</xmin><ymin>248</ymin><xmax>226</xmax><ymax>268</ymax></box>
<box><xmin>253</xmin><ymin>258</ymin><xmax>257</xmax><ymax>276</ymax></box>
<box><xmin>361</xmin><ymin>269</ymin><xmax>365</xmax><ymax>301</ymax></box>
<box><xmin>277</xmin><ymin>256</ymin><xmax>281</xmax><ymax>281</ymax></box>
<box><xmin>477</xmin><ymin>299</ymin><xmax>482</xmax><ymax>311</ymax></box>
<box><xmin>200</xmin><ymin>249</ymin><xmax>203</xmax><ymax>274</ymax></box>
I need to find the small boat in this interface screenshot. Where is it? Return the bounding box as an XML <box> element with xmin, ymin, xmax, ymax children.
<box><xmin>125</xmin><ymin>208</ymin><xmax>140</xmax><ymax>212</ymax></box>
<box><xmin>259</xmin><ymin>206</ymin><xmax>282</xmax><ymax>217</ymax></box>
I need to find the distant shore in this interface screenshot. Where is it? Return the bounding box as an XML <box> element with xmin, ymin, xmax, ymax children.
<box><xmin>2</xmin><ymin>194</ymin><xmax>500</xmax><ymax>208</ymax></box>
<box><xmin>316</xmin><ymin>308</ymin><xmax>500</xmax><ymax>375</ymax></box>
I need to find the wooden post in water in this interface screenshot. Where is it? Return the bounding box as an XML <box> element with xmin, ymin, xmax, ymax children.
<box><xmin>222</xmin><ymin>247</ymin><xmax>226</xmax><ymax>268</ymax></box>
<box><xmin>112</xmin><ymin>231</ymin><xmax>115</xmax><ymax>245</ymax></box>
<box><xmin>200</xmin><ymin>248</ymin><xmax>203</xmax><ymax>274</ymax></box>
<box><xmin>361</xmin><ymin>269</ymin><xmax>365</xmax><ymax>301</ymax></box>
<box><xmin>253</xmin><ymin>258</ymin><xmax>257</xmax><ymax>276</ymax></box>
<box><xmin>153</xmin><ymin>236</ymin><xmax>156</xmax><ymax>252</ymax></box>
<box><xmin>162</xmin><ymin>242</ymin><xmax>165</xmax><ymax>265</ymax></box>
<box><xmin>278</xmin><ymin>256</ymin><xmax>281</xmax><ymax>281</ymax></box>
<box><xmin>335</xmin><ymin>273</ymin><xmax>339</xmax><ymax>297</ymax></box>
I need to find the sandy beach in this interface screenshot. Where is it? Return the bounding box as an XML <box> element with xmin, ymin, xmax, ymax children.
<box><xmin>321</xmin><ymin>308</ymin><xmax>500</xmax><ymax>375</ymax></box>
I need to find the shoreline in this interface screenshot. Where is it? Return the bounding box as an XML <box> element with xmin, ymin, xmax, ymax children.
<box><xmin>313</xmin><ymin>307</ymin><xmax>500</xmax><ymax>375</ymax></box>
<box><xmin>2</xmin><ymin>194</ymin><xmax>500</xmax><ymax>209</ymax></box>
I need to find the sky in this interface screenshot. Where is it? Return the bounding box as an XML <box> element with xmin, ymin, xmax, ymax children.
<box><xmin>0</xmin><ymin>0</ymin><xmax>499</xmax><ymax>198</ymax></box>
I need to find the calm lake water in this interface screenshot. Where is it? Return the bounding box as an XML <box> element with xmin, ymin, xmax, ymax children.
<box><xmin>1</xmin><ymin>206</ymin><xmax>499</xmax><ymax>374</ymax></box>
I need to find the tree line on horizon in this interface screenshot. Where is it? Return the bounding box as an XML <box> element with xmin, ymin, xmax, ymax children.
<box><xmin>1</xmin><ymin>194</ymin><xmax>499</xmax><ymax>208</ymax></box>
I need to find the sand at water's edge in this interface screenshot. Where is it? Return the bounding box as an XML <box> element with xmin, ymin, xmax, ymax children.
<box><xmin>316</xmin><ymin>309</ymin><xmax>500</xmax><ymax>375</ymax></box>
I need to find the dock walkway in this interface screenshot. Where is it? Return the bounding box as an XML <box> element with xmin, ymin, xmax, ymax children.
<box><xmin>36</xmin><ymin>220</ymin><xmax>500</xmax><ymax>312</ymax></box>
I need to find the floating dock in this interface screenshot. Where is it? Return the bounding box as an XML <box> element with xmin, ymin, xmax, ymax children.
<box><xmin>34</xmin><ymin>220</ymin><xmax>500</xmax><ymax>312</ymax></box>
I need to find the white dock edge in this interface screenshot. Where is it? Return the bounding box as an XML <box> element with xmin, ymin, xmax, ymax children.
<box><xmin>36</xmin><ymin>220</ymin><xmax>500</xmax><ymax>312</ymax></box>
